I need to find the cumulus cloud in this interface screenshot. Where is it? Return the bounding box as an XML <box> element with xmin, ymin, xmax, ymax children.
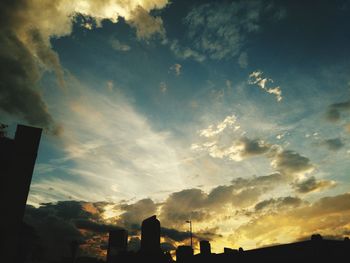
<box><xmin>270</xmin><ymin>150</ymin><xmax>314</xmax><ymax>179</ymax></box>
<box><xmin>323</xmin><ymin>138</ymin><xmax>345</xmax><ymax>151</ymax></box>
<box><xmin>117</xmin><ymin>198</ymin><xmax>158</xmax><ymax>228</ymax></box>
<box><xmin>0</xmin><ymin>0</ymin><xmax>168</xmax><ymax>131</ymax></box>
<box><xmin>160</xmin><ymin>173</ymin><xmax>284</xmax><ymax>227</ymax></box>
<box><xmin>325</xmin><ymin>100</ymin><xmax>350</xmax><ymax>122</ymax></box>
<box><xmin>292</xmin><ymin>176</ymin><xmax>336</xmax><ymax>194</ymax></box>
<box><xmin>192</xmin><ymin>115</ymin><xmax>273</xmax><ymax>161</ymax></box>
<box><xmin>249</xmin><ymin>70</ymin><xmax>282</xmax><ymax>102</ymax></box>
<box><xmin>128</xmin><ymin>5</ymin><xmax>166</xmax><ymax>40</ymax></box>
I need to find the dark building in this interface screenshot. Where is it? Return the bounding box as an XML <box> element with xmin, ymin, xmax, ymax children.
<box><xmin>224</xmin><ymin>247</ymin><xmax>238</xmax><ymax>254</ymax></box>
<box><xmin>107</xmin><ymin>229</ymin><xmax>128</xmax><ymax>263</ymax></box>
<box><xmin>0</xmin><ymin>124</ymin><xmax>42</xmax><ymax>263</ymax></box>
<box><xmin>176</xmin><ymin>245</ymin><xmax>193</xmax><ymax>262</ymax></box>
<box><xmin>200</xmin><ymin>240</ymin><xmax>211</xmax><ymax>255</ymax></box>
<box><xmin>141</xmin><ymin>215</ymin><xmax>161</xmax><ymax>254</ymax></box>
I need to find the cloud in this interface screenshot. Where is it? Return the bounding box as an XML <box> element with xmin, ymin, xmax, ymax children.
<box><xmin>325</xmin><ymin>100</ymin><xmax>350</xmax><ymax>122</ymax></box>
<box><xmin>170</xmin><ymin>40</ymin><xmax>206</xmax><ymax>62</ymax></box>
<box><xmin>271</xmin><ymin>150</ymin><xmax>314</xmax><ymax>178</ymax></box>
<box><xmin>192</xmin><ymin>115</ymin><xmax>272</xmax><ymax>161</ymax></box>
<box><xmin>198</xmin><ymin>115</ymin><xmax>238</xmax><ymax>138</ymax></box>
<box><xmin>28</xmin><ymin>83</ymin><xmax>191</xmax><ymax>206</ymax></box>
<box><xmin>232</xmin><ymin>193</ymin><xmax>350</xmax><ymax>247</ymax></box>
<box><xmin>128</xmin><ymin>5</ymin><xmax>166</xmax><ymax>40</ymax></box>
<box><xmin>0</xmin><ymin>0</ymin><xmax>169</xmax><ymax>131</ymax></box>
<box><xmin>179</xmin><ymin>1</ymin><xmax>284</xmax><ymax>61</ymax></box>
<box><xmin>109</xmin><ymin>38</ymin><xmax>131</xmax><ymax>52</ymax></box>
<box><xmin>160</xmin><ymin>82</ymin><xmax>167</xmax><ymax>93</ymax></box>
<box><xmin>170</xmin><ymin>63</ymin><xmax>182</xmax><ymax>76</ymax></box>
<box><xmin>254</xmin><ymin>196</ymin><xmax>304</xmax><ymax>211</ymax></box>
<box><xmin>292</xmin><ymin>176</ymin><xmax>336</xmax><ymax>194</ymax></box>
<box><xmin>323</xmin><ymin>138</ymin><xmax>345</xmax><ymax>151</ymax></box>
<box><xmin>75</xmin><ymin>219</ymin><xmax>122</xmax><ymax>233</ymax></box>
<box><xmin>238</xmin><ymin>52</ymin><xmax>248</xmax><ymax>68</ymax></box>
<box><xmin>160</xmin><ymin>173</ymin><xmax>284</xmax><ymax>227</ymax></box>
<box><xmin>117</xmin><ymin>198</ymin><xmax>158</xmax><ymax>228</ymax></box>
<box><xmin>249</xmin><ymin>70</ymin><xmax>283</xmax><ymax>102</ymax></box>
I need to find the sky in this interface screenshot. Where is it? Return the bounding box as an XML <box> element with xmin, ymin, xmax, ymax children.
<box><xmin>1</xmin><ymin>0</ymin><xmax>350</xmax><ymax>260</ymax></box>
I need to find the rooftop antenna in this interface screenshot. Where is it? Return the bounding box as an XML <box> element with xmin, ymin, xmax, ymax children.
<box><xmin>186</xmin><ymin>220</ymin><xmax>193</xmax><ymax>248</ymax></box>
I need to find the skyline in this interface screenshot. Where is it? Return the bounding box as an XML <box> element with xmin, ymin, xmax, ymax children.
<box><xmin>1</xmin><ymin>0</ymin><xmax>350</xmax><ymax>259</ymax></box>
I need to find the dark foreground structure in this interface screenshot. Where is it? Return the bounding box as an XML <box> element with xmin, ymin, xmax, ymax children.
<box><xmin>0</xmin><ymin>125</ymin><xmax>42</xmax><ymax>263</ymax></box>
<box><xmin>105</xmin><ymin>215</ymin><xmax>350</xmax><ymax>263</ymax></box>
<box><xmin>190</xmin><ymin>236</ymin><xmax>350</xmax><ymax>263</ymax></box>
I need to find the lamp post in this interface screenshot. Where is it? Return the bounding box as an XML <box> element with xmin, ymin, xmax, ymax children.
<box><xmin>186</xmin><ymin>220</ymin><xmax>193</xmax><ymax>248</ymax></box>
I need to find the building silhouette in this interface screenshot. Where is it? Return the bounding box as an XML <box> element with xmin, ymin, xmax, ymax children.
<box><xmin>199</xmin><ymin>240</ymin><xmax>211</xmax><ymax>255</ymax></box>
<box><xmin>0</xmin><ymin>124</ymin><xmax>42</xmax><ymax>263</ymax></box>
<box><xmin>141</xmin><ymin>215</ymin><xmax>161</xmax><ymax>254</ymax></box>
<box><xmin>107</xmin><ymin>229</ymin><xmax>128</xmax><ymax>263</ymax></box>
<box><xmin>176</xmin><ymin>245</ymin><xmax>193</xmax><ymax>263</ymax></box>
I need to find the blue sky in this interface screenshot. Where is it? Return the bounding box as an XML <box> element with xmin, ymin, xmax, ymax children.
<box><xmin>2</xmin><ymin>0</ymin><xmax>350</xmax><ymax>254</ymax></box>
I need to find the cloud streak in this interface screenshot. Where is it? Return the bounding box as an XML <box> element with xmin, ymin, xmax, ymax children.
<box><xmin>249</xmin><ymin>71</ymin><xmax>283</xmax><ymax>102</ymax></box>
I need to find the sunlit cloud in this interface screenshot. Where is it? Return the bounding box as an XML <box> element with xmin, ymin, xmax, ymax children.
<box><xmin>249</xmin><ymin>71</ymin><xmax>283</xmax><ymax>102</ymax></box>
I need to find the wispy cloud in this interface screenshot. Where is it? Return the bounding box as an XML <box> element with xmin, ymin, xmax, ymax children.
<box><xmin>110</xmin><ymin>37</ymin><xmax>131</xmax><ymax>52</ymax></box>
<box><xmin>249</xmin><ymin>70</ymin><xmax>283</xmax><ymax>102</ymax></box>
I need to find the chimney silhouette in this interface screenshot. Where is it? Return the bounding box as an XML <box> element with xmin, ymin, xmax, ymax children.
<box><xmin>141</xmin><ymin>215</ymin><xmax>161</xmax><ymax>254</ymax></box>
<box><xmin>200</xmin><ymin>240</ymin><xmax>211</xmax><ymax>255</ymax></box>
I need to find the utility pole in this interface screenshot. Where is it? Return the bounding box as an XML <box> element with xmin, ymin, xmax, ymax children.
<box><xmin>186</xmin><ymin>220</ymin><xmax>193</xmax><ymax>248</ymax></box>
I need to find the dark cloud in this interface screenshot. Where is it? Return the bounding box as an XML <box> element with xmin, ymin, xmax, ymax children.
<box><xmin>0</xmin><ymin>0</ymin><xmax>62</xmax><ymax>133</ymax></box>
<box><xmin>160</xmin><ymin>242</ymin><xmax>176</xmax><ymax>252</ymax></box>
<box><xmin>323</xmin><ymin>138</ymin><xmax>345</xmax><ymax>151</ymax></box>
<box><xmin>292</xmin><ymin>176</ymin><xmax>336</xmax><ymax>194</ymax></box>
<box><xmin>272</xmin><ymin>150</ymin><xmax>314</xmax><ymax>177</ymax></box>
<box><xmin>326</xmin><ymin>100</ymin><xmax>350</xmax><ymax>122</ymax></box>
<box><xmin>255</xmin><ymin>196</ymin><xmax>304</xmax><ymax>211</ymax></box>
<box><xmin>240</xmin><ymin>137</ymin><xmax>271</xmax><ymax>157</ymax></box>
<box><xmin>117</xmin><ymin>198</ymin><xmax>158</xmax><ymax>228</ymax></box>
<box><xmin>161</xmin><ymin>227</ymin><xmax>191</xmax><ymax>242</ymax></box>
<box><xmin>74</xmin><ymin>219</ymin><xmax>122</xmax><ymax>233</ymax></box>
<box><xmin>160</xmin><ymin>174</ymin><xmax>284</xmax><ymax>227</ymax></box>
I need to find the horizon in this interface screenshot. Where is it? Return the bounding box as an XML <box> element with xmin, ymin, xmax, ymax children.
<box><xmin>1</xmin><ymin>0</ymin><xmax>350</xmax><ymax>261</ymax></box>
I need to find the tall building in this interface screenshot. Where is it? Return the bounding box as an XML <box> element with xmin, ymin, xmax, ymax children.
<box><xmin>200</xmin><ymin>240</ymin><xmax>211</xmax><ymax>255</ymax></box>
<box><xmin>0</xmin><ymin>124</ymin><xmax>42</xmax><ymax>263</ymax></box>
<box><xmin>141</xmin><ymin>215</ymin><xmax>161</xmax><ymax>254</ymax></box>
<box><xmin>107</xmin><ymin>229</ymin><xmax>128</xmax><ymax>263</ymax></box>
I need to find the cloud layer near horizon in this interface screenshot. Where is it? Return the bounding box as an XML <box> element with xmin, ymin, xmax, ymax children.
<box><xmin>23</xmin><ymin>191</ymin><xmax>350</xmax><ymax>261</ymax></box>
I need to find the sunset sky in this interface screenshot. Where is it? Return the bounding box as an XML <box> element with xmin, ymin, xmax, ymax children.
<box><xmin>1</xmin><ymin>0</ymin><xmax>350</xmax><ymax>259</ymax></box>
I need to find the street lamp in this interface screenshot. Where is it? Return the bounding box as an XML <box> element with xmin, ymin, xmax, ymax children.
<box><xmin>186</xmin><ymin>220</ymin><xmax>193</xmax><ymax>248</ymax></box>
